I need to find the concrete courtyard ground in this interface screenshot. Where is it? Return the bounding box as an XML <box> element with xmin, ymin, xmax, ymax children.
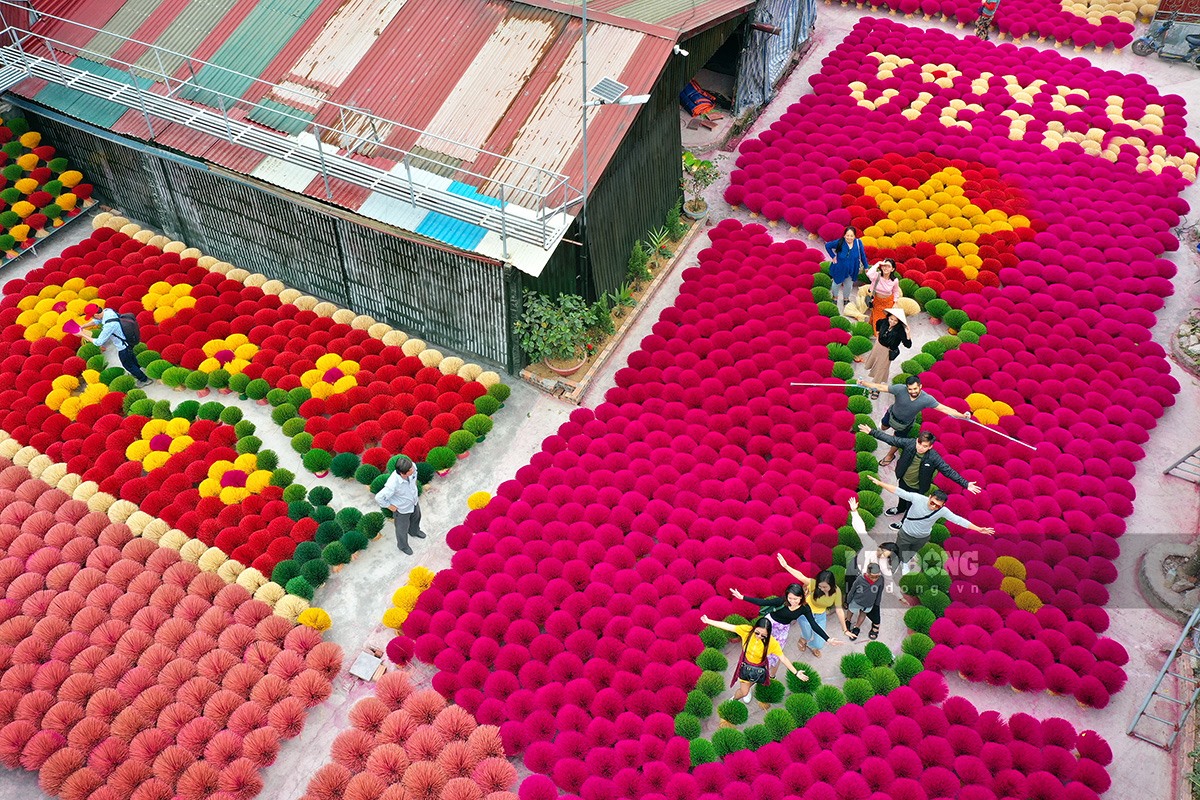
<box><xmin>0</xmin><ymin>5</ymin><xmax>1197</xmax><ymax>798</ymax></box>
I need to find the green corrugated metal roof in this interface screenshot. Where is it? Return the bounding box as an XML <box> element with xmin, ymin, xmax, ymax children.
<box><xmin>81</xmin><ymin>0</ymin><xmax>165</xmax><ymax>61</ymax></box>
<box><xmin>34</xmin><ymin>58</ymin><xmax>152</xmax><ymax>127</ymax></box>
<box><xmin>136</xmin><ymin>0</ymin><xmax>243</xmax><ymax>75</ymax></box>
<box><xmin>181</xmin><ymin>0</ymin><xmax>323</xmax><ymax>107</ymax></box>
<box><xmin>246</xmin><ymin>98</ymin><xmax>313</xmax><ymax>135</ymax></box>
<box><xmin>608</xmin><ymin>0</ymin><xmax>700</xmax><ymax>23</ymax></box>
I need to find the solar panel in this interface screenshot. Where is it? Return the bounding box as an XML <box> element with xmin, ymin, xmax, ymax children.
<box><xmin>590</xmin><ymin>77</ymin><xmax>627</xmax><ymax>104</ymax></box>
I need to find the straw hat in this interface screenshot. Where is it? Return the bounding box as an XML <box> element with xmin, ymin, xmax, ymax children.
<box><xmin>885</xmin><ymin>306</ymin><xmax>908</xmax><ymax>325</ymax></box>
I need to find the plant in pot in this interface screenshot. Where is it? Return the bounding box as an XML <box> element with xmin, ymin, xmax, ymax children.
<box><xmin>513</xmin><ymin>290</ymin><xmax>591</xmax><ymax>376</ymax></box>
<box><xmin>682</xmin><ymin>150</ymin><xmax>719</xmax><ymax>220</ymax></box>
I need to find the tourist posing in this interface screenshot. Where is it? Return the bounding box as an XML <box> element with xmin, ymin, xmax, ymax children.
<box><xmin>842</xmin><ymin>496</ymin><xmax>900</xmax><ymax>642</ymax></box>
<box><xmin>775</xmin><ymin>554</ymin><xmax>851</xmax><ymax>658</ymax></box>
<box><xmin>375</xmin><ymin>456</ymin><xmax>427</xmax><ymax>555</ymax></box>
<box><xmin>855</xmin><ymin>375</ymin><xmax>973</xmax><ymax>467</ymax></box>
<box><xmin>728</xmin><ymin>583</ymin><xmax>843</xmax><ymax>676</ymax></box>
<box><xmin>868</xmin><ymin>475</ymin><xmax>995</xmax><ymax>564</ymax></box>
<box><xmin>699</xmin><ymin>615</ymin><xmax>809</xmax><ymax>703</ymax></box>
<box><xmin>858</xmin><ymin>424</ymin><xmax>982</xmax><ymax>525</ymax></box>
<box><xmin>824</xmin><ymin>226</ymin><xmax>870</xmax><ymax>311</ymax></box>
<box><xmin>860</xmin><ymin>307</ymin><xmax>912</xmax><ymax>394</ymax></box>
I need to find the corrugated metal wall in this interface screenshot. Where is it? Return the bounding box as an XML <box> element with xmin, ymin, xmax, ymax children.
<box><xmin>735</xmin><ymin>0</ymin><xmax>815</xmax><ymax>113</ymax></box>
<box><xmin>525</xmin><ymin>15</ymin><xmax>745</xmax><ymax>305</ymax></box>
<box><xmin>19</xmin><ymin>109</ymin><xmax>515</xmax><ymax>371</ymax></box>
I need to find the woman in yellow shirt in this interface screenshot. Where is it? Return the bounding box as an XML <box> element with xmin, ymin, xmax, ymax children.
<box><xmin>700</xmin><ymin>615</ymin><xmax>808</xmax><ymax>703</ymax></box>
<box><xmin>776</xmin><ymin>553</ymin><xmax>851</xmax><ymax>658</ymax></box>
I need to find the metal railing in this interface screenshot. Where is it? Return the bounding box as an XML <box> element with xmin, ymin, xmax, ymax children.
<box><xmin>0</xmin><ymin>1</ymin><xmax>581</xmax><ymax>253</ymax></box>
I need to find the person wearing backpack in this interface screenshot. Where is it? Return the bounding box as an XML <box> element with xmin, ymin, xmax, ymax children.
<box><xmin>88</xmin><ymin>308</ymin><xmax>151</xmax><ymax>386</ymax></box>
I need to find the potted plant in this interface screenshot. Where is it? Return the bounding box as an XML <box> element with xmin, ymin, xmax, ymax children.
<box><xmin>682</xmin><ymin>150</ymin><xmax>719</xmax><ymax>220</ymax></box>
<box><xmin>513</xmin><ymin>291</ymin><xmax>591</xmax><ymax>376</ymax></box>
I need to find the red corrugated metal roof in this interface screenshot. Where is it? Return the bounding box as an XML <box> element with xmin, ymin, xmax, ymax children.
<box><xmin>16</xmin><ymin>0</ymin><xmax>684</xmax><ymax>260</ymax></box>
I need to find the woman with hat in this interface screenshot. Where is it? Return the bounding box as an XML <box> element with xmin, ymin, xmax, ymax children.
<box><xmin>860</xmin><ymin>305</ymin><xmax>911</xmax><ymax>399</ymax></box>
<box><xmin>864</xmin><ymin>258</ymin><xmax>903</xmax><ymax>334</ymax></box>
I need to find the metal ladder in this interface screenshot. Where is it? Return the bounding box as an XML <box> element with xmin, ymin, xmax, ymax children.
<box><xmin>1128</xmin><ymin>605</ymin><xmax>1200</xmax><ymax>749</ymax></box>
<box><xmin>1165</xmin><ymin>444</ymin><xmax>1200</xmax><ymax>484</ymax></box>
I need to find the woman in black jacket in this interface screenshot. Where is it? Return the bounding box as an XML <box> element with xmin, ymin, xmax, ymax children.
<box><xmin>729</xmin><ymin>584</ymin><xmax>843</xmax><ymax>676</ymax></box>
<box><xmin>860</xmin><ymin>307</ymin><xmax>911</xmax><ymax>398</ymax></box>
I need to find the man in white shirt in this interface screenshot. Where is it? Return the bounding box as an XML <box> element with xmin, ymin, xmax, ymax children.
<box><xmin>375</xmin><ymin>456</ymin><xmax>425</xmax><ymax>555</ymax></box>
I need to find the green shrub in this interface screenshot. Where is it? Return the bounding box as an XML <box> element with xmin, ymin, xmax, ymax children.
<box><xmin>832</xmin><ymin>362</ymin><xmax>854</xmax><ymax>380</ymax></box>
<box><xmin>284</xmin><ymin>499</ymin><xmax>310</xmax><ymax>520</ymax></box>
<box><xmin>77</xmin><ymin>342</ymin><xmax>101</xmax><ymax>360</ymax></box>
<box><xmin>864</xmin><ymin>641</ymin><xmax>894</xmax><ymax>667</ymax></box>
<box><xmin>184</xmin><ymin>370</ymin><xmax>208</xmax><ymax>391</ymax></box>
<box><xmin>300</xmin><ymin>558</ymin><xmax>331</xmax><ymax>585</ymax></box>
<box><xmin>487</xmin><ymin>383</ymin><xmax>510</xmax><ymax>402</ymax></box>
<box><xmin>284</xmin><ymin>576</ymin><xmax>314</xmax><ymax>600</ymax></box>
<box><xmin>904</xmin><ymin>605</ymin><xmax>936</xmax><ymax>634</ymax></box>
<box><xmin>840</xmin><ymin>525</ymin><xmax>859</xmax><ymax>551</ymax></box>
<box><xmin>312</xmin><ymin>505</ymin><xmax>335</xmax><ymax>523</ymax></box>
<box><xmin>330</xmin><ymin>452</ymin><xmax>359</xmax><ymax>478</ymax></box>
<box><xmin>290</xmin><ymin>436</ymin><xmax>315</xmax><ymax>461</ymax></box>
<box><xmin>847</xmin><ymin>335</ymin><xmax>872</xmax><ymax>356</ymax></box>
<box><xmin>840</xmin><ymin>652</ymin><xmax>872</xmax><ymax>680</ymax></box>
<box><xmin>856</xmin><ymin>490</ymin><xmax>884</xmax><ymax>516</ymax></box>
<box><xmin>85</xmin><ymin>354</ymin><xmax>107</xmax><ymax>372</ymax></box>
<box><xmin>812</xmin><ymin>272</ymin><xmax>832</xmax><ymax>288</ymax></box>
<box><xmin>162</xmin><ymin>367</ymin><xmax>190</xmax><ymax>388</ymax></box>
<box><xmin>711</xmin><ymin>728</ymin><xmax>746</xmax><ymax>757</ymax></box>
<box><xmin>322</xmin><ymin>542</ymin><xmax>350</xmax><ymax>565</ymax></box>
<box><xmin>856</xmin><ymin>452</ymin><xmax>878</xmax><ymax>472</ymax></box>
<box><xmin>150</xmin><ymin>400</ymin><xmax>172</xmax><ymax>420</ymax></box>
<box><xmin>272</xmin><ymin>404</ymin><xmax>298</xmax><ymax>425</ymax></box>
<box><xmin>229</xmin><ymin>373</ymin><xmax>250</xmax><ymax>395</ymax></box>
<box><xmin>293</xmin><ymin>541</ymin><xmax>322</xmax><ymax>562</ymax></box>
<box><xmin>427</xmin><ymin>447</ymin><xmax>457</xmax><ymax>471</ymax></box>
<box><xmin>829</xmin><ymin>564</ymin><xmax>845</xmax><ymax>589</ymax></box>
<box><xmin>246</xmin><ymin>379</ymin><xmax>270</xmax><ymax>400</ymax></box>
<box><xmin>370</xmin><ymin>474</ymin><xmax>389</xmax><ymax>493</ymax></box>
<box><xmin>335</xmin><ymin>507</ymin><xmax>363</xmax><ymax>532</ymax></box>
<box><xmin>266</xmin><ymin>388</ymin><xmax>288</xmax><ymax>406</ymax></box>
<box><xmin>830</xmin><ymin>316</ymin><xmax>852</xmax><ymax>332</ymax></box>
<box><xmin>914</xmin><ymin>352</ymin><xmax>936</xmax><ymax>369</ymax></box>
<box><xmin>785</xmin><ymin>692</ymin><xmax>819</xmax><ymax>726</ymax></box>
<box><xmin>271</xmin><ymin>560</ymin><xmax>300</xmax><ymax>586</ymax></box>
<box><xmin>303</xmin><ymin>449</ymin><xmax>332</xmax><ymax>473</ymax></box>
<box><xmin>899</xmin><ymin>572</ymin><xmax>930</xmax><ymax>598</ymax></box>
<box><xmin>684</xmin><ymin>690</ymin><xmax>713</xmax><ymax>718</ymax></box>
<box><xmin>109</xmin><ymin>375</ymin><xmax>135</xmax><ymax>393</ymax></box>
<box><xmin>308</xmin><ymin>486</ymin><xmax>333</xmax><ymax>506</ymax></box>
<box><xmin>207</xmin><ymin>369</ymin><xmax>230</xmax><ymax>389</ymax></box>
<box><xmin>717</xmin><ymin>699</ymin><xmax>748</xmax><ymax>725</ymax></box>
<box><xmin>744</xmin><ymin>725</ymin><xmax>772</xmax><ymax>751</ymax></box>
<box><xmin>282</xmin><ymin>482</ymin><xmax>307</xmax><ymax>501</ymax></box>
<box><xmin>696</xmin><ymin>671</ymin><xmax>725</xmax><ymax>698</ymax></box>
<box><xmin>899</xmin><ymin>277</ymin><xmax>919</xmax><ymax>297</ymax></box>
<box><xmin>843</xmin><ymin>678</ymin><xmax>875</xmax><ymax>705</ymax></box>
<box><xmin>921</xmin><ymin>588</ymin><xmax>952</xmax><ymax>616</ymax></box>
<box><xmin>851</xmin><ymin>320</ymin><xmax>874</xmax><ymax>338</ymax></box>
<box><xmin>827</xmin><ymin>342</ymin><xmax>854</xmax><ymax>362</ymax></box>
<box><xmin>753</xmin><ymin>680</ymin><xmax>784</xmax><ymax>705</ymax></box>
<box><xmin>961</xmin><ymin>320</ymin><xmax>987</xmax><ymax>336</ymax></box>
<box><xmin>342</xmin><ymin>530</ymin><xmax>369</xmax><ymax>553</ymax></box>
<box><xmin>198</xmin><ymin>402</ymin><xmax>223</xmax><ymax>421</ymax></box>
<box><xmin>463</xmin><ymin>414</ymin><xmax>493</xmax><ymax>438</ymax></box>
<box><xmin>900</xmin><ymin>359</ymin><xmax>924</xmax><ymax>376</ymax></box>
<box><xmin>98</xmin><ymin>365</ymin><xmax>123</xmax><ymax>384</ymax></box>
<box><xmin>700</xmin><ymin>625</ymin><xmax>729</xmax><ymax>650</ymax></box>
<box><xmin>270</xmin><ymin>469</ymin><xmax>295</xmax><ymax>488</ymax></box>
<box><xmin>814</xmin><ymin>685</ymin><xmax>846</xmax><ymax>713</ymax></box>
<box><xmin>925</xmin><ymin>298</ymin><xmax>950</xmax><ymax>320</ymax></box>
<box><xmin>355</xmin><ymin>463</ymin><xmax>381</xmax><ymax>485</ymax></box>
<box><xmin>474</xmin><ymin>395</ymin><xmax>500</xmax><ymax>416</ymax></box>
<box><xmin>958</xmin><ymin>329</ymin><xmax>980</xmax><ymax>344</ymax></box>
<box><xmin>913</xmin><ymin>286</ymin><xmax>937</xmax><ymax>308</ymax></box>
<box><xmin>763</xmin><ymin>708</ymin><xmax>796</xmax><ymax>741</ymax></box>
<box><xmin>725</xmin><ymin>614</ymin><xmax>750</xmax><ymax>627</ymax></box>
<box><xmin>894</xmin><ymin>653</ymin><xmax>924</xmax><ymax>684</ymax></box>
<box><xmin>811</xmin><ymin>286</ymin><xmax>832</xmax><ymax>303</ymax></box>
<box><xmin>315</xmin><ymin>522</ymin><xmax>342</xmax><ymax>546</ymax></box>
<box><xmin>936</xmin><ymin>334</ymin><xmax>962</xmax><ymax>352</ymax></box>
<box><xmin>902</xmin><ymin>633</ymin><xmax>935</xmax><ymax>661</ymax></box>
<box><xmin>235</xmin><ymin>436</ymin><xmax>261</xmax><ymax>455</ymax></box>
<box><xmin>287</xmin><ymin>387</ymin><xmax>311</xmax><ymax>406</ymax></box>
<box><xmin>858</xmin><ymin>509</ymin><xmax>876</xmax><ymax>530</ymax></box>
<box><xmin>696</xmin><ymin>648</ymin><xmax>728</xmax><ymax>672</ymax></box>
<box><xmin>831</xmin><ymin>544</ymin><xmax>854</xmax><ymax>573</ymax></box>
<box><xmin>256</xmin><ymin>450</ymin><xmax>279</xmax><ymax>471</ymax></box>
<box><xmin>233</xmin><ymin>420</ymin><xmax>255</xmax><ymax>438</ymax></box>
<box><xmin>447</xmin><ymin>430</ymin><xmax>476</xmax><ymax>454</ymax></box>
<box><xmin>847</xmin><ymin>395</ymin><xmax>872</xmax><ymax>415</ymax></box>
<box><xmin>817</xmin><ymin>301</ymin><xmax>838</xmax><ymax>317</ymax></box>
<box><xmin>867</xmin><ymin>666</ymin><xmax>900</xmax><ymax>695</ymax></box>
<box><xmin>175</xmin><ymin>400</ymin><xmax>199</xmax><ymax>421</ymax></box>
<box><xmin>219</xmin><ymin>406</ymin><xmax>243</xmax><ymax>425</ymax></box>
<box><xmin>944</xmin><ymin>309</ymin><xmax>969</xmax><ymax>330</ymax></box>
<box><xmin>359</xmin><ymin>512</ymin><xmax>385</xmax><ymax>536</ymax></box>
<box><xmin>855</xmin><ymin>432</ymin><xmax>878</xmax><ymax>452</ymax></box>
<box><xmin>689</xmin><ymin>738</ymin><xmax>717</xmax><ymax>766</ymax></box>
<box><xmin>128</xmin><ymin>398</ymin><xmax>154</xmax><ymax>417</ymax></box>
<box><xmin>674</xmin><ymin>713</ymin><xmax>702</xmax><ymax>740</ymax></box>
<box><xmin>282</xmin><ymin>417</ymin><xmax>307</xmax><ymax>437</ymax></box>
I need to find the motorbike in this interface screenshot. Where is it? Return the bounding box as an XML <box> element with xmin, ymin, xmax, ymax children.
<box><xmin>1131</xmin><ymin>11</ymin><xmax>1200</xmax><ymax>66</ymax></box>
